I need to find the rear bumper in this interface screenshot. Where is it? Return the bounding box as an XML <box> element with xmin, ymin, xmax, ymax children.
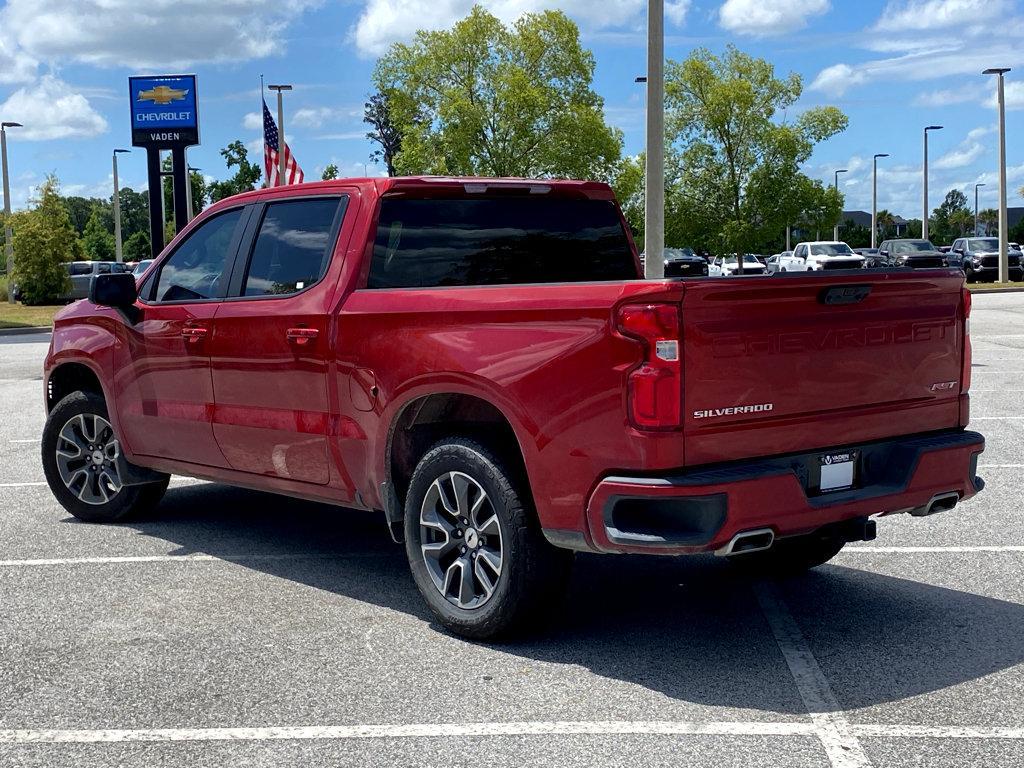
<box><xmin>572</xmin><ymin>430</ymin><xmax>984</xmax><ymax>555</ymax></box>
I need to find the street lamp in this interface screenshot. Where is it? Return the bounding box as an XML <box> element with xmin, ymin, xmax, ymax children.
<box><xmin>974</xmin><ymin>182</ymin><xmax>986</xmax><ymax>236</ymax></box>
<box><xmin>922</xmin><ymin>125</ymin><xmax>943</xmax><ymax>241</ymax></box>
<box><xmin>872</xmin><ymin>154</ymin><xmax>889</xmax><ymax>249</ymax></box>
<box><xmin>185</xmin><ymin>165</ymin><xmax>201</xmax><ymax>222</ymax></box>
<box><xmin>833</xmin><ymin>168</ymin><xmax>848</xmax><ymax>241</ymax></box>
<box><xmin>267</xmin><ymin>84</ymin><xmax>293</xmax><ymax>186</ymax></box>
<box><xmin>2</xmin><ymin>121</ymin><xmax>22</xmax><ymax>303</ymax></box>
<box><xmin>984</xmin><ymin>68</ymin><xmax>1011</xmax><ymax>282</ymax></box>
<box><xmin>112</xmin><ymin>149</ymin><xmax>130</xmax><ymax>263</ymax></box>
<box><xmin>643</xmin><ymin>0</ymin><xmax>665</xmax><ymax>279</ymax></box>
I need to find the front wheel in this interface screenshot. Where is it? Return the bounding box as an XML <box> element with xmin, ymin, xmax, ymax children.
<box><xmin>404</xmin><ymin>438</ymin><xmax>573</xmax><ymax>640</ymax></box>
<box><xmin>728</xmin><ymin>532</ymin><xmax>845</xmax><ymax>575</ymax></box>
<box><xmin>42</xmin><ymin>391</ymin><xmax>169</xmax><ymax>523</ymax></box>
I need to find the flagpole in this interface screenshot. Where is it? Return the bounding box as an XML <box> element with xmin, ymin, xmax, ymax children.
<box><xmin>259</xmin><ymin>74</ymin><xmax>266</xmax><ymax>188</ymax></box>
<box><xmin>268</xmin><ymin>83</ymin><xmax>293</xmax><ymax>186</ymax></box>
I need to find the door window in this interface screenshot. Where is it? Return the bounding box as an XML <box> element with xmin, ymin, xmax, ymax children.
<box><xmin>241</xmin><ymin>198</ymin><xmax>345</xmax><ymax>297</ymax></box>
<box><xmin>151</xmin><ymin>209</ymin><xmax>243</xmax><ymax>302</ymax></box>
<box><xmin>96</xmin><ymin>263</ymin><xmax>111</xmax><ymax>274</ymax></box>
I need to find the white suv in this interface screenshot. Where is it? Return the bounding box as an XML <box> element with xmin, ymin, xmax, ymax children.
<box><xmin>792</xmin><ymin>241</ymin><xmax>865</xmax><ymax>271</ymax></box>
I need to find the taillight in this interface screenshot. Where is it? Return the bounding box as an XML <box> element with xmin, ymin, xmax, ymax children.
<box><xmin>961</xmin><ymin>287</ymin><xmax>972</xmax><ymax>394</ymax></box>
<box><xmin>617</xmin><ymin>303</ymin><xmax>681</xmax><ymax>429</ymax></box>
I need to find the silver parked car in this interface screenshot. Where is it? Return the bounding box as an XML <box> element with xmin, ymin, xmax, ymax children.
<box><xmin>65</xmin><ymin>261</ymin><xmax>130</xmax><ymax>300</ymax></box>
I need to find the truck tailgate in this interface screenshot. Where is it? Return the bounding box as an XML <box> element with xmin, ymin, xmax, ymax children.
<box><xmin>680</xmin><ymin>272</ymin><xmax>966</xmax><ymax>466</ymax></box>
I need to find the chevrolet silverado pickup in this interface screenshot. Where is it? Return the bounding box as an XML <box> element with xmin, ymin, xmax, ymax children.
<box><xmin>42</xmin><ymin>177</ymin><xmax>984</xmax><ymax>639</ymax></box>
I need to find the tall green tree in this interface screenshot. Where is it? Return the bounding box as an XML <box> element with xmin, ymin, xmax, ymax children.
<box><xmin>12</xmin><ymin>176</ymin><xmax>76</xmax><ymax>304</ymax></box>
<box><xmin>664</xmin><ymin>45</ymin><xmax>848</xmax><ymax>254</ymax></box>
<box><xmin>82</xmin><ymin>208</ymin><xmax>115</xmax><ymax>261</ymax></box>
<box><xmin>374</xmin><ymin>5</ymin><xmax>622</xmax><ymax>178</ymax></box>
<box><xmin>124</xmin><ymin>231</ymin><xmax>151</xmax><ymax>262</ymax></box>
<box><xmin>978</xmin><ymin>207</ymin><xmax>999</xmax><ymax>236</ymax></box>
<box><xmin>364</xmin><ymin>91</ymin><xmax>406</xmax><ymax>177</ymax></box>
<box><xmin>876</xmin><ymin>209</ymin><xmax>895</xmax><ymax>240</ymax></box>
<box><xmin>321</xmin><ymin>163</ymin><xmax>339</xmax><ymax>180</ymax></box>
<box><xmin>207</xmin><ymin>141</ymin><xmax>262</xmax><ymax>202</ymax></box>
<box><xmin>931</xmin><ymin>189</ymin><xmax>970</xmax><ymax>244</ymax></box>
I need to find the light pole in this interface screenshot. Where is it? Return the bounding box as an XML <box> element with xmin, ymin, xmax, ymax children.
<box><xmin>922</xmin><ymin>125</ymin><xmax>943</xmax><ymax>241</ymax></box>
<box><xmin>872</xmin><ymin>154</ymin><xmax>889</xmax><ymax>248</ymax></box>
<box><xmin>267</xmin><ymin>84</ymin><xmax>293</xmax><ymax>186</ymax></box>
<box><xmin>644</xmin><ymin>0</ymin><xmax>665</xmax><ymax>279</ymax></box>
<box><xmin>984</xmin><ymin>68</ymin><xmax>1011</xmax><ymax>282</ymax></box>
<box><xmin>186</xmin><ymin>165</ymin><xmax>201</xmax><ymax>222</ymax></box>
<box><xmin>112</xmin><ymin>149</ymin><xmax>130</xmax><ymax>263</ymax></box>
<box><xmin>833</xmin><ymin>168</ymin><xmax>848</xmax><ymax>241</ymax></box>
<box><xmin>2</xmin><ymin>121</ymin><xmax>21</xmax><ymax>302</ymax></box>
<box><xmin>974</xmin><ymin>182</ymin><xmax>986</xmax><ymax>236</ymax></box>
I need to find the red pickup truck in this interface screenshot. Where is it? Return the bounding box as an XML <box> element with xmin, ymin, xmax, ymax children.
<box><xmin>42</xmin><ymin>177</ymin><xmax>984</xmax><ymax>638</ymax></box>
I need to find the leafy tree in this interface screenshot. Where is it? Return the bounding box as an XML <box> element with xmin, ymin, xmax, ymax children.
<box><xmin>793</xmin><ymin>178</ymin><xmax>843</xmax><ymax>242</ymax></box>
<box><xmin>12</xmin><ymin>176</ymin><xmax>75</xmax><ymax>304</ymax></box>
<box><xmin>611</xmin><ymin>154</ymin><xmax>644</xmax><ymax>246</ymax></box>
<box><xmin>117</xmin><ymin>187</ymin><xmax>150</xmax><ymax>241</ymax></box>
<box><xmin>664</xmin><ymin>45</ymin><xmax>848</xmax><ymax>254</ymax></box>
<box><xmin>364</xmin><ymin>90</ymin><xmax>407</xmax><ymax>177</ymax></box>
<box><xmin>64</xmin><ymin>196</ymin><xmax>107</xmax><ymax>236</ymax></box>
<box><xmin>374</xmin><ymin>5</ymin><xmax>622</xmax><ymax>179</ymax></box>
<box><xmin>978</xmin><ymin>208</ymin><xmax>999</xmax><ymax>236</ymax></box>
<box><xmin>904</xmin><ymin>219</ymin><xmax>923</xmax><ymax>238</ymax></box>
<box><xmin>949</xmin><ymin>208</ymin><xmax>975</xmax><ymax>238</ymax></box>
<box><xmin>321</xmin><ymin>163</ymin><xmax>339</xmax><ymax>180</ymax></box>
<box><xmin>930</xmin><ymin>188</ymin><xmax>970</xmax><ymax>244</ymax></box>
<box><xmin>839</xmin><ymin>218</ymin><xmax>870</xmax><ymax>248</ymax></box>
<box><xmin>124</xmin><ymin>230</ymin><xmax>151</xmax><ymax>262</ymax></box>
<box><xmin>82</xmin><ymin>207</ymin><xmax>115</xmax><ymax>261</ymax></box>
<box><xmin>207</xmin><ymin>140</ymin><xmax>262</xmax><ymax>202</ymax></box>
<box><xmin>876</xmin><ymin>209</ymin><xmax>895</xmax><ymax>240</ymax></box>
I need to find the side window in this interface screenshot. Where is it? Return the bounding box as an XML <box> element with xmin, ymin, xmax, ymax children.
<box><xmin>96</xmin><ymin>263</ymin><xmax>111</xmax><ymax>274</ymax></box>
<box><xmin>152</xmin><ymin>209</ymin><xmax>243</xmax><ymax>302</ymax></box>
<box><xmin>70</xmin><ymin>263</ymin><xmax>91</xmax><ymax>276</ymax></box>
<box><xmin>241</xmin><ymin>197</ymin><xmax>344</xmax><ymax>297</ymax></box>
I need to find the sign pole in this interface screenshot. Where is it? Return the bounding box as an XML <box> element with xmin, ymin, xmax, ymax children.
<box><xmin>146</xmin><ymin>148</ymin><xmax>164</xmax><ymax>259</ymax></box>
<box><xmin>171</xmin><ymin>146</ymin><xmax>188</xmax><ymax>231</ymax></box>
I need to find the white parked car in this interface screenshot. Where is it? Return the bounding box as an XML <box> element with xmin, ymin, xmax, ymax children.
<box><xmin>792</xmin><ymin>241</ymin><xmax>865</xmax><ymax>271</ymax></box>
<box><xmin>766</xmin><ymin>251</ymin><xmax>808</xmax><ymax>274</ymax></box>
<box><xmin>709</xmin><ymin>254</ymin><xmax>767</xmax><ymax>277</ymax></box>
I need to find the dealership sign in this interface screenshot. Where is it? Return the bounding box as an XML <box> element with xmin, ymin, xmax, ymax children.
<box><xmin>128</xmin><ymin>74</ymin><xmax>199</xmax><ymax>147</ymax></box>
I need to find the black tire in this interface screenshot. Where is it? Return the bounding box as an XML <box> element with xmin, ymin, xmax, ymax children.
<box><xmin>42</xmin><ymin>391</ymin><xmax>169</xmax><ymax>523</ymax></box>
<box><xmin>728</xmin><ymin>531</ymin><xmax>845</xmax><ymax>576</ymax></box>
<box><xmin>403</xmin><ymin>438</ymin><xmax>573</xmax><ymax>640</ymax></box>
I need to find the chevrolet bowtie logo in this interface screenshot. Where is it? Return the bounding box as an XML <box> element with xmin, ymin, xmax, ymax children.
<box><xmin>137</xmin><ymin>86</ymin><xmax>189</xmax><ymax>105</ymax></box>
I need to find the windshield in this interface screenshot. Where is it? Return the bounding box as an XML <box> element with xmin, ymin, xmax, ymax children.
<box><xmin>809</xmin><ymin>243</ymin><xmax>854</xmax><ymax>256</ymax></box>
<box><xmin>968</xmin><ymin>238</ymin><xmax>999</xmax><ymax>252</ymax></box>
<box><xmin>891</xmin><ymin>240</ymin><xmax>936</xmax><ymax>255</ymax></box>
<box><xmin>664</xmin><ymin>248</ymin><xmax>696</xmax><ymax>259</ymax></box>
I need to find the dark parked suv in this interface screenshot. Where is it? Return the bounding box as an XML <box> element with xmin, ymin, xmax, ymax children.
<box><xmin>876</xmin><ymin>240</ymin><xmax>947</xmax><ymax>269</ymax></box>
<box><xmin>949</xmin><ymin>237</ymin><xmax>1024</xmax><ymax>282</ymax></box>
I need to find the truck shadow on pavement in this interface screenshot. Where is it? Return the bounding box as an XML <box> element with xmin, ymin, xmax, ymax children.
<box><xmin>113</xmin><ymin>481</ymin><xmax>1024</xmax><ymax>716</ymax></box>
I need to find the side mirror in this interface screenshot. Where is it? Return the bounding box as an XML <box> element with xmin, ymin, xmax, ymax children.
<box><xmin>89</xmin><ymin>272</ymin><xmax>139</xmax><ymax>322</ymax></box>
<box><xmin>879</xmin><ymin>250</ymin><xmax>888</xmax><ymax>257</ymax></box>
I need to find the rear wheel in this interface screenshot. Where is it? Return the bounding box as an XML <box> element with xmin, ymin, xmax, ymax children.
<box><xmin>404</xmin><ymin>438</ymin><xmax>573</xmax><ymax>640</ymax></box>
<box><xmin>42</xmin><ymin>391</ymin><xmax>169</xmax><ymax>523</ymax></box>
<box><xmin>728</xmin><ymin>532</ymin><xmax>845</xmax><ymax>575</ymax></box>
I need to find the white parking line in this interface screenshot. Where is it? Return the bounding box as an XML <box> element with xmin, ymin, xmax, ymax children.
<box><xmin>0</xmin><ymin>478</ymin><xmax>210</xmax><ymax>489</ymax></box>
<box><xmin>844</xmin><ymin>546</ymin><xmax>1024</xmax><ymax>553</ymax></box>
<box><xmin>8</xmin><ymin>439</ymin><xmax>39</xmax><ymax>443</ymax></box>
<box><xmin>0</xmin><ymin>553</ymin><xmax>380</xmax><ymax>567</ymax></box>
<box><xmin>753</xmin><ymin>580</ymin><xmax>870</xmax><ymax>768</ymax></box>
<box><xmin>1</xmin><ymin>720</ymin><xmax>1020</xmax><ymax>747</ymax></box>
<box><xmin>970</xmin><ymin>416</ymin><xmax>1024</xmax><ymax>420</ymax></box>
<box><xmin>978</xmin><ymin>464</ymin><xmax>1024</xmax><ymax>468</ymax></box>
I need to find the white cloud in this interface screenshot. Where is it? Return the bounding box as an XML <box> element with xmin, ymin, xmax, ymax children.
<box><xmin>350</xmin><ymin>0</ymin><xmax>688</xmax><ymax>57</ymax></box>
<box><xmin>967</xmin><ymin>125</ymin><xmax>995</xmax><ymax>140</ymax></box>
<box><xmin>873</xmin><ymin>0</ymin><xmax>1009</xmax><ymax>32</ymax></box>
<box><xmin>984</xmin><ymin>80</ymin><xmax>1024</xmax><ymax>111</ymax></box>
<box><xmin>292</xmin><ymin>106</ymin><xmax>361</xmax><ymax>129</ymax></box>
<box><xmin>0</xmin><ymin>76</ymin><xmax>108</xmax><ymax>141</ymax></box>
<box><xmin>0</xmin><ymin>34</ymin><xmax>36</xmax><ymax>84</ymax></box>
<box><xmin>933</xmin><ymin>142</ymin><xmax>984</xmax><ymax>170</ymax></box>
<box><xmin>0</xmin><ymin>0</ymin><xmax>320</xmax><ymax>70</ymax></box>
<box><xmin>810</xmin><ymin>63</ymin><xmax>866</xmax><ymax>95</ymax></box>
<box><xmin>718</xmin><ymin>0</ymin><xmax>829</xmax><ymax>37</ymax></box>
<box><xmin>243</xmin><ymin>112</ymin><xmax>263</xmax><ymax>131</ymax></box>
<box><xmin>913</xmin><ymin>84</ymin><xmax>976</xmax><ymax>107</ymax></box>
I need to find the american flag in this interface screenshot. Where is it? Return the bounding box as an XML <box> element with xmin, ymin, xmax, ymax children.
<box><xmin>263</xmin><ymin>99</ymin><xmax>304</xmax><ymax>186</ymax></box>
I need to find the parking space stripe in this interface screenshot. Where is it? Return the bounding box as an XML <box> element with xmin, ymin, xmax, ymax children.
<box><xmin>753</xmin><ymin>580</ymin><xmax>870</xmax><ymax>768</ymax></box>
<box><xmin>843</xmin><ymin>546</ymin><xmax>1024</xmax><ymax>553</ymax></box>
<box><xmin>0</xmin><ymin>478</ymin><xmax>210</xmax><ymax>489</ymax></box>
<box><xmin>0</xmin><ymin>553</ymin><xmax>383</xmax><ymax>567</ymax></box>
<box><xmin>1</xmin><ymin>720</ymin><xmax>1020</xmax><ymax>747</ymax></box>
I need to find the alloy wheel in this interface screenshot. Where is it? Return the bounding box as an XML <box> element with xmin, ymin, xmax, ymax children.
<box><xmin>54</xmin><ymin>413</ymin><xmax>123</xmax><ymax>505</ymax></box>
<box><xmin>419</xmin><ymin>471</ymin><xmax>503</xmax><ymax>610</ymax></box>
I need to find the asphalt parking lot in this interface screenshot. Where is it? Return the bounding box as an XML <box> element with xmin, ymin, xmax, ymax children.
<box><xmin>1</xmin><ymin>293</ymin><xmax>1023</xmax><ymax>768</ymax></box>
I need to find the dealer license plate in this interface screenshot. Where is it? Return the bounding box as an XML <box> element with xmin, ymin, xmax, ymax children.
<box><xmin>818</xmin><ymin>451</ymin><xmax>857</xmax><ymax>492</ymax></box>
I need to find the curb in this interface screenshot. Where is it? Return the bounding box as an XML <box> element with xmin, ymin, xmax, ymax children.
<box><xmin>968</xmin><ymin>286</ymin><xmax>1024</xmax><ymax>294</ymax></box>
<box><xmin>0</xmin><ymin>326</ymin><xmax>51</xmax><ymax>337</ymax></box>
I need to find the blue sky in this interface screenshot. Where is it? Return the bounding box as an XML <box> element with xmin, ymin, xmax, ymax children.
<box><xmin>0</xmin><ymin>0</ymin><xmax>1022</xmax><ymax>220</ymax></box>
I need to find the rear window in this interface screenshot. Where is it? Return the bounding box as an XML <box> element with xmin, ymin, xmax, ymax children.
<box><xmin>367</xmin><ymin>197</ymin><xmax>636</xmax><ymax>289</ymax></box>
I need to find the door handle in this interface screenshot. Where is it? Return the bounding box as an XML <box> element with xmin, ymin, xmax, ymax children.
<box><xmin>181</xmin><ymin>326</ymin><xmax>208</xmax><ymax>343</ymax></box>
<box><xmin>286</xmin><ymin>327</ymin><xmax>319</xmax><ymax>346</ymax></box>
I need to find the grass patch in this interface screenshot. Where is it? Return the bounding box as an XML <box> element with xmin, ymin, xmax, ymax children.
<box><xmin>969</xmin><ymin>281</ymin><xmax>1024</xmax><ymax>292</ymax></box>
<box><xmin>0</xmin><ymin>302</ymin><xmax>63</xmax><ymax>329</ymax></box>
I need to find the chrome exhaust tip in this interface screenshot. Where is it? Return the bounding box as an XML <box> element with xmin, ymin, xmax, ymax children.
<box><xmin>714</xmin><ymin>528</ymin><xmax>775</xmax><ymax>557</ymax></box>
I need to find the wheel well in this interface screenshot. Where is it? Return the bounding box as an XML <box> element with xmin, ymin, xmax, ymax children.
<box><xmin>47</xmin><ymin>363</ymin><xmax>104</xmax><ymax>412</ymax></box>
<box><xmin>388</xmin><ymin>393</ymin><xmax>530</xmax><ymax>512</ymax></box>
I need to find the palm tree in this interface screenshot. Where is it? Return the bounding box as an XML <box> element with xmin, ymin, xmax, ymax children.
<box><xmin>876</xmin><ymin>209</ymin><xmax>895</xmax><ymax>240</ymax></box>
<box><xmin>979</xmin><ymin>208</ymin><xmax>999</xmax><ymax>237</ymax></box>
